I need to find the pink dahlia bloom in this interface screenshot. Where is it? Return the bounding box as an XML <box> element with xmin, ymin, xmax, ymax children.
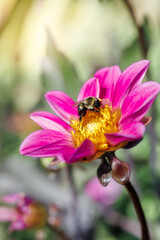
<box><xmin>20</xmin><ymin>60</ymin><xmax>160</xmax><ymax>163</ymax></box>
<box><xmin>85</xmin><ymin>177</ymin><xmax>123</xmax><ymax>205</ymax></box>
<box><xmin>0</xmin><ymin>193</ymin><xmax>46</xmax><ymax>231</ymax></box>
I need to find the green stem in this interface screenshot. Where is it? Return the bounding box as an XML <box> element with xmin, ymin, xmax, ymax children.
<box><xmin>122</xmin><ymin>0</ymin><xmax>148</xmax><ymax>60</ymax></box>
<box><xmin>66</xmin><ymin>165</ymin><xmax>82</xmax><ymax>240</ymax></box>
<box><xmin>47</xmin><ymin>223</ymin><xmax>71</xmax><ymax>240</ymax></box>
<box><xmin>125</xmin><ymin>181</ymin><xmax>151</xmax><ymax>240</ymax></box>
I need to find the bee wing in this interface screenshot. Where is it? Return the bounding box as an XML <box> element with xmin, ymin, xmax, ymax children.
<box><xmin>72</xmin><ymin>101</ymin><xmax>80</xmax><ymax>107</ymax></box>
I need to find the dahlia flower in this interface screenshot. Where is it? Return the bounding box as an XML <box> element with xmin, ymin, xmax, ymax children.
<box><xmin>20</xmin><ymin>60</ymin><xmax>160</xmax><ymax>163</ymax></box>
<box><xmin>0</xmin><ymin>193</ymin><xmax>46</xmax><ymax>231</ymax></box>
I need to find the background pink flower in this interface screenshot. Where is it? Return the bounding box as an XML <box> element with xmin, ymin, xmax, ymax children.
<box><xmin>0</xmin><ymin>193</ymin><xmax>47</xmax><ymax>232</ymax></box>
<box><xmin>85</xmin><ymin>177</ymin><xmax>123</xmax><ymax>206</ymax></box>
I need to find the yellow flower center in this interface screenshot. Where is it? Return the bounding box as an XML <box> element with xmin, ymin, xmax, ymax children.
<box><xmin>71</xmin><ymin>104</ymin><xmax>121</xmax><ymax>151</ymax></box>
<box><xmin>24</xmin><ymin>203</ymin><xmax>47</xmax><ymax>228</ymax></box>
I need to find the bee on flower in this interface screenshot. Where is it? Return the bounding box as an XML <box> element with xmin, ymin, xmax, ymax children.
<box><xmin>20</xmin><ymin>60</ymin><xmax>160</xmax><ymax>164</ymax></box>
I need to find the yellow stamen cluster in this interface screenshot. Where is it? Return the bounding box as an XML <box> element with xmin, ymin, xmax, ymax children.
<box><xmin>24</xmin><ymin>203</ymin><xmax>47</xmax><ymax>228</ymax></box>
<box><xmin>71</xmin><ymin>105</ymin><xmax>121</xmax><ymax>151</ymax></box>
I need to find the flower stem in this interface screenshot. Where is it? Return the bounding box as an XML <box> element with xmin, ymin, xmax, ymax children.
<box><xmin>122</xmin><ymin>0</ymin><xmax>148</xmax><ymax>60</ymax></box>
<box><xmin>67</xmin><ymin>165</ymin><xmax>78</xmax><ymax>204</ymax></box>
<box><xmin>66</xmin><ymin>165</ymin><xmax>82</xmax><ymax>240</ymax></box>
<box><xmin>123</xmin><ymin>0</ymin><xmax>159</xmax><ymax>212</ymax></box>
<box><xmin>47</xmin><ymin>223</ymin><xmax>71</xmax><ymax>240</ymax></box>
<box><xmin>125</xmin><ymin>181</ymin><xmax>150</xmax><ymax>240</ymax></box>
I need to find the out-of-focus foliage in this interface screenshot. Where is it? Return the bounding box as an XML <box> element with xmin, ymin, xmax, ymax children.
<box><xmin>0</xmin><ymin>0</ymin><xmax>160</xmax><ymax>240</ymax></box>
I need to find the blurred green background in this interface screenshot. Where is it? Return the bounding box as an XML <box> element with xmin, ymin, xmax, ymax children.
<box><xmin>0</xmin><ymin>0</ymin><xmax>160</xmax><ymax>239</ymax></box>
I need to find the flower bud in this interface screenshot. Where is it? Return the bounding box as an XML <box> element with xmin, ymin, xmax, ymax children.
<box><xmin>111</xmin><ymin>157</ymin><xmax>131</xmax><ymax>185</ymax></box>
<box><xmin>97</xmin><ymin>159</ymin><xmax>112</xmax><ymax>186</ymax></box>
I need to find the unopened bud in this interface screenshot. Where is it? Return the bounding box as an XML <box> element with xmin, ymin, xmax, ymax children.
<box><xmin>97</xmin><ymin>158</ymin><xmax>112</xmax><ymax>187</ymax></box>
<box><xmin>99</xmin><ymin>172</ymin><xmax>112</xmax><ymax>186</ymax></box>
<box><xmin>111</xmin><ymin>157</ymin><xmax>131</xmax><ymax>185</ymax></box>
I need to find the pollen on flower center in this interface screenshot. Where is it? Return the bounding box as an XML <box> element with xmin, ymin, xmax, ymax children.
<box><xmin>71</xmin><ymin>104</ymin><xmax>121</xmax><ymax>151</ymax></box>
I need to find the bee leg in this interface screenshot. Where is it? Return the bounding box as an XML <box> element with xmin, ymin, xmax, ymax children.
<box><xmin>79</xmin><ymin>113</ymin><xmax>84</xmax><ymax>122</ymax></box>
<box><xmin>79</xmin><ymin>111</ymin><xmax>87</xmax><ymax>122</ymax></box>
<box><xmin>90</xmin><ymin>109</ymin><xmax>100</xmax><ymax>112</ymax></box>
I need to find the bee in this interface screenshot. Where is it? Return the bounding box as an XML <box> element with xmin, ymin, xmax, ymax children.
<box><xmin>75</xmin><ymin>97</ymin><xmax>101</xmax><ymax>122</ymax></box>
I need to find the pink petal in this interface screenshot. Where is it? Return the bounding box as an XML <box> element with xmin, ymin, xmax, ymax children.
<box><xmin>105</xmin><ymin>122</ymin><xmax>145</xmax><ymax>145</ymax></box>
<box><xmin>45</xmin><ymin>91</ymin><xmax>78</xmax><ymax>124</ymax></box>
<box><xmin>0</xmin><ymin>207</ymin><xmax>19</xmax><ymax>222</ymax></box>
<box><xmin>56</xmin><ymin>145</ymin><xmax>76</xmax><ymax>163</ymax></box>
<box><xmin>9</xmin><ymin>218</ymin><xmax>26</xmax><ymax>231</ymax></box>
<box><xmin>85</xmin><ymin>177</ymin><xmax>123</xmax><ymax>205</ymax></box>
<box><xmin>17</xmin><ymin>196</ymin><xmax>33</xmax><ymax>214</ymax></box>
<box><xmin>121</xmin><ymin>81</ymin><xmax>160</xmax><ymax>123</ymax></box>
<box><xmin>77</xmin><ymin>78</ymin><xmax>100</xmax><ymax>102</ymax></box>
<box><xmin>141</xmin><ymin>116</ymin><xmax>152</xmax><ymax>126</ymax></box>
<box><xmin>94</xmin><ymin>66</ymin><xmax>121</xmax><ymax>101</ymax></box>
<box><xmin>31</xmin><ymin>111</ymin><xmax>72</xmax><ymax>136</ymax></box>
<box><xmin>19</xmin><ymin>130</ymin><xmax>73</xmax><ymax>158</ymax></box>
<box><xmin>113</xmin><ymin>60</ymin><xmax>150</xmax><ymax>108</ymax></box>
<box><xmin>66</xmin><ymin>139</ymin><xmax>97</xmax><ymax>163</ymax></box>
<box><xmin>2</xmin><ymin>194</ymin><xmax>21</xmax><ymax>204</ymax></box>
